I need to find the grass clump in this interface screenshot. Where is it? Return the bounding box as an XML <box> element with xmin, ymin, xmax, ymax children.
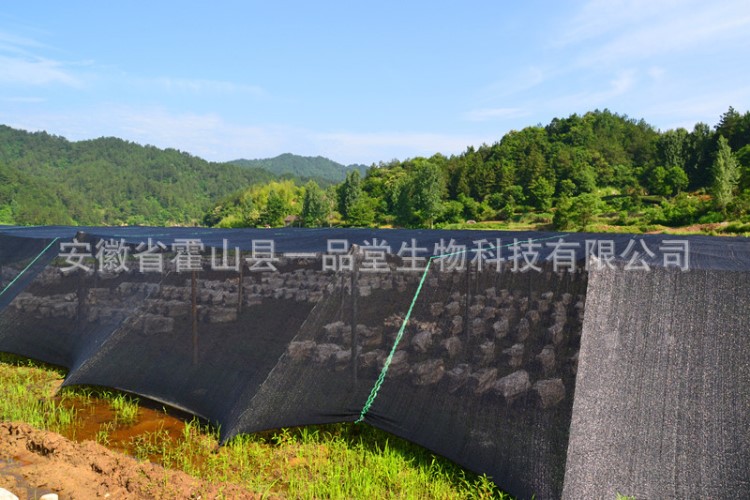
<box><xmin>96</xmin><ymin>421</ymin><xmax>116</xmax><ymax>446</ymax></box>
<box><xmin>0</xmin><ymin>352</ymin><xmax>76</xmax><ymax>431</ymax></box>
<box><xmin>109</xmin><ymin>392</ymin><xmax>140</xmax><ymax>424</ymax></box>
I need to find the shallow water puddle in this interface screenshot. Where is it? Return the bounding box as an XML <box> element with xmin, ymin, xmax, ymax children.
<box><xmin>55</xmin><ymin>394</ymin><xmax>188</xmax><ymax>456</ymax></box>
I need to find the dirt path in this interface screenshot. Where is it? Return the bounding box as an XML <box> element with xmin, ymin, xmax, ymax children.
<box><xmin>0</xmin><ymin>422</ymin><xmax>257</xmax><ymax>499</ymax></box>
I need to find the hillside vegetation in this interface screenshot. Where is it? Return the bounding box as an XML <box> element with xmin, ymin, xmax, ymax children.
<box><xmin>0</xmin><ymin>126</ymin><xmax>276</xmax><ymax>226</ymax></box>
<box><xmin>3</xmin><ymin>107</ymin><xmax>750</xmax><ymax>234</ymax></box>
<box><xmin>229</xmin><ymin>153</ymin><xmax>367</xmax><ymax>183</ymax></box>
<box><xmin>209</xmin><ymin>107</ymin><xmax>750</xmax><ymax>235</ymax></box>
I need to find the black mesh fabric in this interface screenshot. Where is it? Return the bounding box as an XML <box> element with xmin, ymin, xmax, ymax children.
<box><xmin>0</xmin><ymin>226</ymin><xmax>749</xmax><ymax>499</ymax></box>
<box><xmin>354</xmin><ymin>264</ymin><xmax>585</xmax><ymax>498</ymax></box>
<box><xmin>562</xmin><ymin>266</ymin><xmax>750</xmax><ymax>499</ymax></box>
<box><xmin>0</xmin><ymin>233</ymin><xmax>59</xmax><ymax>310</ymax></box>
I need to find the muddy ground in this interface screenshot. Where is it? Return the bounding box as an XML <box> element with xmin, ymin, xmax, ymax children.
<box><xmin>0</xmin><ymin>422</ymin><xmax>257</xmax><ymax>499</ymax></box>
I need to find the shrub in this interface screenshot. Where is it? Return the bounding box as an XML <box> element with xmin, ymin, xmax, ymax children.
<box><xmin>659</xmin><ymin>193</ymin><xmax>703</xmax><ymax>226</ymax></box>
<box><xmin>698</xmin><ymin>211</ymin><xmax>725</xmax><ymax>224</ymax></box>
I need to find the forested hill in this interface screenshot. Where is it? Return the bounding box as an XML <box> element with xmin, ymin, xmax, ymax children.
<box><xmin>229</xmin><ymin>154</ymin><xmax>367</xmax><ymax>183</ymax></box>
<box><xmin>4</xmin><ymin>107</ymin><xmax>750</xmax><ymax>231</ymax></box>
<box><xmin>345</xmin><ymin>107</ymin><xmax>750</xmax><ymax>229</ymax></box>
<box><xmin>0</xmin><ymin>125</ymin><xmax>276</xmax><ymax>226</ymax></box>
<box><xmin>207</xmin><ymin>107</ymin><xmax>750</xmax><ymax>233</ymax></box>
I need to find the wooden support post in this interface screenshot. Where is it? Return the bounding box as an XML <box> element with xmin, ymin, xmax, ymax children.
<box><xmin>192</xmin><ymin>271</ymin><xmax>198</xmax><ymax>365</ymax></box>
<box><xmin>350</xmin><ymin>257</ymin><xmax>359</xmax><ymax>386</ymax></box>
<box><xmin>237</xmin><ymin>256</ymin><xmax>244</xmax><ymax>315</ymax></box>
<box><xmin>464</xmin><ymin>261</ymin><xmax>471</xmax><ymax>338</ymax></box>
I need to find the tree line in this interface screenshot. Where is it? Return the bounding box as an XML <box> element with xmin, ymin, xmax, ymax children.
<box><xmin>2</xmin><ymin>108</ymin><xmax>748</xmax><ymax>230</ymax></box>
<box><xmin>207</xmin><ymin>107</ymin><xmax>750</xmax><ymax>230</ymax></box>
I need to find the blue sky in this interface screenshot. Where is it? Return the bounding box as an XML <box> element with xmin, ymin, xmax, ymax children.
<box><xmin>1</xmin><ymin>1</ymin><xmax>749</xmax><ymax>165</ymax></box>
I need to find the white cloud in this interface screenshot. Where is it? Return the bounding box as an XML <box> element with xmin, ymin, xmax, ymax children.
<box><xmin>641</xmin><ymin>84</ymin><xmax>750</xmax><ymax>129</ymax></box>
<box><xmin>462</xmin><ymin>107</ymin><xmax>528</xmax><ymax>122</ymax></box>
<box><xmin>0</xmin><ymin>54</ymin><xmax>81</xmax><ymax>86</ymax></box>
<box><xmin>481</xmin><ymin>66</ymin><xmax>550</xmax><ymax>100</ymax></box>
<box><xmin>312</xmin><ymin>131</ymin><xmax>499</xmax><ymax>164</ymax></box>
<box><xmin>106</xmin><ymin>107</ymin><xmax>288</xmax><ymax>159</ymax></box>
<box><xmin>607</xmin><ymin>70</ymin><xmax>636</xmax><ymax>95</ymax></box>
<box><xmin>0</xmin><ymin>96</ymin><xmax>45</xmax><ymax>103</ymax></box>
<box><xmin>0</xmin><ymin>105</ymin><xmax>285</xmax><ymax>159</ymax></box>
<box><xmin>0</xmin><ymin>29</ymin><xmax>82</xmax><ymax>87</ymax></box>
<box><xmin>540</xmin><ymin>69</ymin><xmax>637</xmax><ymax>113</ymax></box>
<box><xmin>506</xmin><ymin>1</ymin><xmax>750</xmax><ymax>128</ymax></box>
<box><xmin>0</xmin><ymin>30</ymin><xmax>48</xmax><ymax>55</ymax></box>
<box><xmin>647</xmin><ymin>66</ymin><xmax>665</xmax><ymax>82</ymax></box>
<box><xmin>561</xmin><ymin>0</ymin><xmax>750</xmax><ymax>66</ymax></box>
<box><xmin>558</xmin><ymin>0</ymin><xmax>689</xmax><ymax>46</ymax></box>
<box><xmin>6</xmin><ymin>102</ymin><xmax>507</xmax><ymax>164</ymax></box>
<box><xmin>0</xmin><ymin>28</ymin><xmax>266</xmax><ymax>98</ymax></box>
<box><xmin>141</xmin><ymin>76</ymin><xmax>267</xmax><ymax>98</ymax></box>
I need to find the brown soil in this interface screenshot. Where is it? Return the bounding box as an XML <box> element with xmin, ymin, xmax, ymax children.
<box><xmin>643</xmin><ymin>221</ymin><xmax>729</xmax><ymax>234</ymax></box>
<box><xmin>676</xmin><ymin>221</ymin><xmax>729</xmax><ymax>232</ymax></box>
<box><xmin>0</xmin><ymin>422</ymin><xmax>257</xmax><ymax>499</ymax></box>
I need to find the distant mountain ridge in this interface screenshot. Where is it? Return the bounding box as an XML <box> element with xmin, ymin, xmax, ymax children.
<box><xmin>0</xmin><ymin>125</ymin><xmax>369</xmax><ymax>226</ymax></box>
<box><xmin>0</xmin><ymin>125</ymin><xmax>276</xmax><ymax>226</ymax></box>
<box><xmin>230</xmin><ymin>153</ymin><xmax>367</xmax><ymax>182</ymax></box>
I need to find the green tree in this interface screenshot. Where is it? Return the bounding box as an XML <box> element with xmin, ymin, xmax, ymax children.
<box><xmin>715</xmin><ymin>106</ymin><xmax>750</xmax><ymax>152</ymax></box>
<box><xmin>735</xmin><ymin>144</ymin><xmax>750</xmax><ymax>190</ymax></box>
<box><xmin>438</xmin><ymin>199</ymin><xmax>464</xmax><ymax>224</ymax></box>
<box><xmin>685</xmin><ymin>122</ymin><xmax>715</xmax><ymax>189</ymax></box>
<box><xmin>665</xmin><ymin>166</ymin><xmax>689</xmax><ymax>195</ymax></box>
<box><xmin>301</xmin><ymin>181</ymin><xmax>329</xmax><ymax>227</ymax></box>
<box><xmin>458</xmin><ymin>193</ymin><xmax>481</xmax><ymax>221</ymax></box>
<box><xmin>261</xmin><ymin>190</ymin><xmax>287</xmax><ymax>226</ymax></box>
<box><xmin>495</xmin><ymin>185</ymin><xmax>525</xmax><ymax>220</ymax></box>
<box><xmin>711</xmin><ymin>136</ymin><xmax>740</xmax><ymax>212</ymax></box>
<box><xmin>337</xmin><ymin>169</ymin><xmax>363</xmax><ymax>220</ymax></box>
<box><xmin>346</xmin><ymin>194</ymin><xmax>377</xmax><ymax>227</ymax></box>
<box><xmin>657</xmin><ymin>128</ymin><xmax>689</xmax><ymax>170</ymax></box>
<box><xmin>553</xmin><ymin>193</ymin><xmax>600</xmax><ymax>230</ymax></box>
<box><xmin>409</xmin><ymin>158</ymin><xmax>445</xmax><ymax>227</ymax></box>
<box><xmin>502</xmin><ymin>185</ymin><xmax>525</xmax><ymax>205</ymax></box>
<box><xmin>528</xmin><ymin>177</ymin><xmax>555</xmax><ymax>211</ymax></box>
<box><xmin>659</xmin><ymin>192</ymin><xmax>703</xmax><ymax>226</ymax></box>
<box><xmin>550</xmin><ymin>146</ymin><xmax>596</xmax><ymax>195</ymax></box>
<box><xmin>647</xmin><ymin>164</ymin><xmax>689</xmax><ymax>197</ymax></box>
<box><xmin>553</xmin><ymin>196</ymin><xmax>574</xmax><ymax>229</ymax></box>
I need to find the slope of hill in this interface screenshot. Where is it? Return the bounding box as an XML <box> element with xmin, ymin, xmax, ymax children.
<box><xmin>230</xmin><ymin>153</ymin><xmax>367</xmax><ymax>182</ymax></box>
<box><xmin>207</xmin><ymin>107</ymin><xmax>750</xmax><ymax>233</ymax></box>
<box><xmin>0</xmin><ymin>125</ymin><xmax>276</xmax><ymax>226</ymax></box>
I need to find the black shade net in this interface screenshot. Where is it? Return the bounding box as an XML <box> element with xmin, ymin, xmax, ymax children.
<box><xmin>0</xmin><ymin>226</ymin><xmax>748</xmax><ymax>499</ymax></box>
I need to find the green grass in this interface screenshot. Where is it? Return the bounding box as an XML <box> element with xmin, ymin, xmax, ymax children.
<box><xmin>124</xmin><ymin>417</ymin><xmax>507</xmax><ymax>498</ymax></box>
<box><xmin>435</xmin><ymin>191</ymin><xmax>750</xmax><ymax>238</ymax></box>
<box><xmin>722</xmin><ymin>221</ymin><xmax>750</xmax><ymax>235</ymax></box>
<box><xmin>96</xmin><ymin>421</ymin><xmax>116</xmax><ymax>446</ymax></box>
<box><xmin>439</xmin><ymin>220</ymin><xmax>544</xmax><ymax>231</ymax></box>
<box><xmin>109</xmin><ymin>392</ymin><xmax>140</xmax><ymax>424</ymax></box>
<box><xmin>439</xmin><ymin>212</ymin><xmax>745</xmax><ymax>237</ymax></box>
<box><xmin>1</xmin><ymin>353</ymin><xmax>511</xmax><ymax>499</ymax></box>
<box><xmin>0</xmin><ymin>353</ymin><xmax>76</xmax><ymax>431</ymax></box>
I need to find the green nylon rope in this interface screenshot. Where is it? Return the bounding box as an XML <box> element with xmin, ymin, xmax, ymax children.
<box><xmin>0</xmin><ymin>237</ymin><xmax>59</xmax><ymax>300</ymax></box>
<box><xmin>355</xmin><ymin>257</ymin><xmax>434</xmax><ymax>423</ymax></box>
<box><xmin>355</xmin><ymin>233</ymin><xmax>565</xmax><ymax>423</ymax></box>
